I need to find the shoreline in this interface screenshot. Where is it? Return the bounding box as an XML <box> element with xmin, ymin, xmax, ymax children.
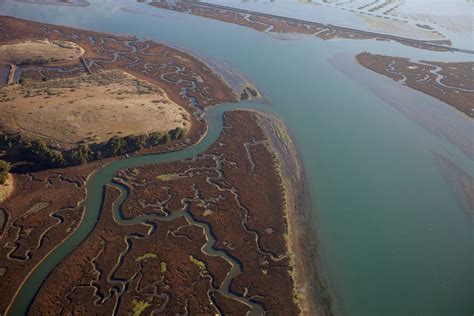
<box><xmin>0</xmin><ymin>15</ymin><xmax>237</xmax><ymax>110</ymax></box>
<box><xmin>0</xmin><ymin>15</ymin><xmax>234</xmax><ymax>313</ymax></box>
<box><xmin>355</xmin><ymin>52</ymin><xmax>474</xmax><ymax>120</ymax></box>
<box><xmin>152</xmin><ymin>41</ymin><xmax>264</xmax><ymax>103</ymax></box>
<box><xmin>14</xmin><ymin>0</ymin><xmax>89</xmax><ymax>7</ymax></box>
<box><xmin>147</xmin><ymin>1</ymin><xmax>473</xmax><ymax>54</ymax></box>
<box><xmin>329</xmin><ymin>52</ymin><xmax>474</xmax><ymax>161</ymax></box>
<box><xmin>23</xmin><ymin>109</ymin><xmax>304</xmax><ymax>314</ymax></box>
<box><xmin>257</xmin><ymin>111</ymin><xmax>332</xmax><ymax>316</ymax></box>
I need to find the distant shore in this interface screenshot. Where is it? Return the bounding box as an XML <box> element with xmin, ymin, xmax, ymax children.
<box><xmin>355</xmin><ymin>52</ymin><xmax>474</xmax><ymax>120</ymax></box>
<box><xmin>148</xmin><ymin>0</ymin><xmax>473</xmax><ymax>54</ymax></box>
<box><xmin>14</xmin><ymin>0</ymin><xmax>89</xmax><ymax>7</ymax></box>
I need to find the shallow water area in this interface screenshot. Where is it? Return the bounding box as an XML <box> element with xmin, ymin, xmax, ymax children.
<box><xmin>1</xmin><ymin>0</ymin><xmax>473</xmax><ymax>315</ymax></box>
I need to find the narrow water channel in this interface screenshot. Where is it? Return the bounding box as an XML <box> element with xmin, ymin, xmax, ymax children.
<box><xmin>2</xmin><ymin>0</ymin><xmax>473</xmax><ymax>315</ymax></box>
<box><xmin>8</xmin><ymin>101</ymin><xmax>266</xmax><ymax>315</ymax></box>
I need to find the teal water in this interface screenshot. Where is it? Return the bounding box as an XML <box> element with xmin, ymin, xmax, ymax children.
<box><xmin>1</xmin><ymin>1</ymin><xmax>473</xmax><ymax>315</ymax></box>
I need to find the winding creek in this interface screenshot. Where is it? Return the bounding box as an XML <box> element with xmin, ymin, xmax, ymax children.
<box><xmin>8</xmin><ymin>100</ymin><xmax>267</xmax><ymax>315</ymax></box>
<box><xmin>1</xmin><ymin>0</ymin><xmax>474</xmax><ymax>315</ymax></box>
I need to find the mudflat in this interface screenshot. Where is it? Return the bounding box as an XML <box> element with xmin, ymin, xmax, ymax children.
<box><xmin>356</xmin><ymin>52</ymin><xmax>474</xmax><ymax>119</ymax></box>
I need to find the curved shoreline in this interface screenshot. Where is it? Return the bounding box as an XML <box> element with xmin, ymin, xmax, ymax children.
<box><xmin>9</xmin><ymin>106</ymin><xmax>316</xmax><ymax>315</ymax></box>
<box><xmin>14</xmin><ymin>0</ymin><xmax>89</xmax><ymax>7</ymax></box>
<box><xmin>147</xmin><ymin>1</ymin><xmax>473</xmax><ymax>54</ymax></box>
<box><xmin>355</xmin><ymin>52</ymin><xmax>474</xmax><ymax>120</ymax></box>
<box><xmin>257</xmin><ymin>111</ymin><xmax>332</xmax><ymax>316</ymax></box>
<box><xmin>0</xmin><ymin>15</ymin><xmax>238</xmax><ymax>314</ymax></box>
<box><xmin>1</xmin><ymin>14</ymin><xmax>330</xmax><ymax>316</ymax></box>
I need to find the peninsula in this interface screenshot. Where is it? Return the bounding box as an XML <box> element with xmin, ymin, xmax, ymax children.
<box><xmin>0</xmin><ymin>16</ymin><xmax>329</xmax><ymax>316</ymax></box>
<box><xmin>0</xmin><ymin>15</ymin><xmax>234</xmax><ymax>313</ymax></box>
<box><xmin>29</xmin><ymin>110</ymin><xmax>331</xmax><ymax>315</ymax></box>
<box><xmin>146</xmin><ymin>0</ymin><xmax>465</xmax><ymax>53</ymax></box>
<box><xmin>356</xmin><ymin>52</ymin><xmax>474</xmax><ymax>119</ymax></box>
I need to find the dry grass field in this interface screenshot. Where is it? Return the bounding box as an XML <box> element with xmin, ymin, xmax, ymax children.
<box><xmin>0</xmin><ymin>39</ymin><xmax>84</xmax><ymax>65</ymax></box>
<box><xmin>0</xmin><ymin>70</ymin><xmax>190</xmax><ymax>147</ymax></box>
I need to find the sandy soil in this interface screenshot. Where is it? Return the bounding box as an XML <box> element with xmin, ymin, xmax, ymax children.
<box><xmin>0</xmin><ymin>39</ymin><xmax>84</xmax><ymax>65</ymax></box>
<box><xmin>0</xmin><ymin>174</ymin><xmax>14</xmax><ymax>203</ymax></box>
<box><xmin>359</xmin><ymin>14</ymin><xmax>442</xmax><ymax>40</ymax></box>
<box><xmin>0</xmin><ymin>70</ymin><xmax>190</xmax><ymax>146</ymax></box>
<box><xmin>258</xmin><ymin>111</ymin><xmax>332</xmax><ymax>316</ymax></box>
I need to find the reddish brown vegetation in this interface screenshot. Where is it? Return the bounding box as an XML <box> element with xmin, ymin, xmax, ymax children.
<box><xmin>30</xmin><ymin>186</ymin><xmax>247</xmax><ymax>314</ymax></box>
<box><xmin>150</xmin><ymin>0</ymin><xmax>370</xmax><ymax>40</ymax></box>
<box><xmin>0</xmin><ymin>15</ymin><xmax>237</xmax><ymax>109</ymax></box>
<box><xmin>0</xmin><ymin>16</ymin><xmax>239</xmax><ymax>314</ymax></box>
<box><xmin>0</xmin><ymin>162</ymin><xmax>98</xmax><ymax>312</ymax></box>
<box><xmin>356</xmin><ymin>52</ymin><xmax>474</xmax><ymax>118</ymax></box>
<box><xmin>148</xmin><ymin>1</ymin><xmax>455</xmax><ymax>51</ymax></box>
<box><xmin>31</xmin><ymin>110</ymin><xmax>301</xmax><ymax>315</ymax></box>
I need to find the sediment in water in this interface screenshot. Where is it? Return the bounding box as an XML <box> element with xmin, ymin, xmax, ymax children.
<box><xmin>257</xmin><ymin>111</ymin><xmax>333</xmax><ymax>316</ymax></box>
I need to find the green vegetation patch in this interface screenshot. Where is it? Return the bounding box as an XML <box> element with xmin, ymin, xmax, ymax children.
<box><xmin>132</xmin><ymin>300</ymin><xmax>150</xmax><ymax>316</ymax></box>
<box><xmin>189</xmin><ymin>255</ymin><xmax>206</xmax><ymax>270</ymax></box>
<box><xmin>0</xmin><ymin>126</ymin><xmax>185</xmax><ymax>169</ymax></box>
<box><xmin>274</xmin><ymin>125</ymin><xmax>290</xmax><ymax>146</ymax></box>
<box><xmin>156</xmin><ymin>173</ymin><xmax>183</xmax><ymax>181</ymax></box>
<box><xmin>0</xmin><ymin>160</ymin><xmax>11</xmax><ymax>185</ymax></box>
<box><xmin>160</xmin><ymin>261</ymin><xmax>167</xmax><ymax>274</ymax></box>
<box><xmin>135</xmin><ymin>253</ymin><xmax>157</xmax><ymax>263</ymax></box>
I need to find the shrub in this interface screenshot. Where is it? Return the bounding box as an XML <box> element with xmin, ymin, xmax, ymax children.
<box><xmin>0</xmin><ymin>160</ymin><xmax>11</xmax><ymax>173</ymax></box>
<box><xmin>0</xmin><ymin>172</ymin><xmax>8</xmax><ymax>184</ymax></box>
<box><xmin>106</xmin><ymin>136</ymin><xmax>126</xmax><ymax>156</ymax></box>
<box><xmin>169</xmin><ymin>127</ymin><xmax>184</xmax><ymax>140</ymax></box>
<box><xmin>65</xmin><ymin>144</ymin><xmax>92</xmax><ymax>165</ymax></box>
<box><xmin>0</xmin><ymin>134</ymin><xmax>6</xmax><ymax>151</ymax></box>
<box><xmin>0</xmin><ymin>160</ymin><xmax>11</xmax><ymax>184</ymax></box>
<box><xmin>25</xmin><ymin>140</ymin><xmax>65</xmax><ymax>167</ymax></box>
<box><xmin>147</xmin><ymin>132</ymin><xmax>163</xmax><ymax>147</ymax></box>
<box><xmin>125</xmin><ymin>134</ymin><xmax>147</xmax><ymax>152</ymax></box>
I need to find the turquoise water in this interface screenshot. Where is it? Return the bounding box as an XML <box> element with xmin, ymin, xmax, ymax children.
<box><xmin>1</xmin><ymin>1</ymin><xmax>473</xmax><ymax>315</ymax></box>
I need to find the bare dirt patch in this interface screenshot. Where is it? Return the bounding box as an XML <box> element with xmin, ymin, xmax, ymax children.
<box><xmin>0</xmin><ymin>39</ymin><xmax>84</xmax><ymax>65</ymax></box>
<box><xmin>0</xmin><ymin>70</ymin><xmax>190</xmax><ymax>146</ymax></box>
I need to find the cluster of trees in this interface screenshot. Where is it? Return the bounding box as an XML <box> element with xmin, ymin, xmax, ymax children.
<box><xmin>0</xmin><ymin>127</ymin><xmax>185</xmax><ymax>168</ymax></box>
<box><xmin>16</xmin><ymin>57</ymin><xmax>50</xmax><ymax>67</ymax></box>
<box><xmin>0</xmin><ymin>160</ymin><xmax>11</xmax><ymax>184</ymax></box>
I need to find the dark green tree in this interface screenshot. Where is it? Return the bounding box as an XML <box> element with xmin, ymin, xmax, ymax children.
<box><xmin>0</xmin><ymin>160</ymin><xmax>11</xmax><ymax>184</ymax></box>
<box><xmin>106</xmin><ymin>136</ymin><xmax>126</xmax><ymax>156</ymax></box>
<box><xmin>66</xmin><ymin>144</ymin><xmax>93</xmax><ymax>165</ymax></box>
